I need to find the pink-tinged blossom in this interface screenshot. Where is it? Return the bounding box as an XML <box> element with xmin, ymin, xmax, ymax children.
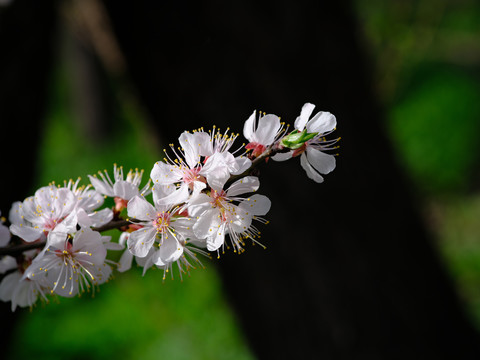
<box><xmin>24</xmin><ymin>228</ymin><xmax>111</xmax><ymax>297</ymax></box>
<box><xmin>126</xmin><ymin>195</ymin><xmax>198</xmax><ymax>260</ymax></box>
<box><xmin>126</xmin><ymin>194</ymin><xmax>207</xmax><ymax>279</ymax></box>
<box><xmin>188</xmin><ymin>176</ymin><xmax>271</xmax><ymax>254</ymax></box>
<box><xmin>88</xmin><ymin>164</ymin><xmax>151</xmax><ymax>212</ymax></box>
<box><xmin>9</xmin><ymin>185</ymin><xmax>78</xmax><ymax>242</ymax></box>
<box><xmin>273</xmin><ymin>102</ymin><xmax>339</xmax><ymax>183</ymax></box>
<box><xmin>193</xmin><ymin>126</ymin><xmax>252</xmax><ymax>175</ymax></box>
<box><xmin>151</xmin><ymin>130</ymin><xmax>247</xmax><ymax>205</ymax></box>
<box><xmin>243</xmin><ymin>111</ymin><xmax>285</xmax><ymax>158</ymax></box>
<box><xmin>66</xmin><ymin>178</ymin><xmax>113</xmax><ymax>228</ymax></box>
<box><xmin>9</xmin><ymin>180</ymin><xmax>113</xmax><ymax>243</ymax></box>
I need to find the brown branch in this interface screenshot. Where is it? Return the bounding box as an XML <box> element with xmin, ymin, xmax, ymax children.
<box><xmin>0</xmin><ymin>241</ymin><xmax>47</xmax><ymax>257</ymax></box>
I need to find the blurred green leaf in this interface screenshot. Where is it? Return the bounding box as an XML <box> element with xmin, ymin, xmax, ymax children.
<box><xmin>389</xmin><ymin>66</ymin><xmax>480</xmax><ymax>194</ymax></box>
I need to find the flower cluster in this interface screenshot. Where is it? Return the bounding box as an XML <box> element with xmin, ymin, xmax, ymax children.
<box><xmin>0</xmin><ymin>102</ymin><xmax>339</xmax><ymax>311</ymax></box>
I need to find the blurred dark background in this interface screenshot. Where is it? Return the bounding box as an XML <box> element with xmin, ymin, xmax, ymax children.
<box><xmin>1</xmin><ymin>0</ymin><xmax>480</xmax><ymax>359</ymax></box>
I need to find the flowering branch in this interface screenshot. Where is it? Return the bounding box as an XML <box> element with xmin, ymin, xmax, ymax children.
<box><xmin>0</xmin><ymin>102</ymin><xmax>339</xmax><ymax>311</ymax></box>
<box><xmin>0</xmin><ymin>218</ymin><xmax>141</xmax><ymax>257</ymax></box>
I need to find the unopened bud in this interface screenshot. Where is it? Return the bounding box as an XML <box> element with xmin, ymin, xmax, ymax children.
<box><xmin>281</xmin><ymin>130</ymin><xmax>317</xmax><ymax>149</ymax></box>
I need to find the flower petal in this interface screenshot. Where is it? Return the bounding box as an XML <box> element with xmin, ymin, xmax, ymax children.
<box><xmin>127</xmin><ymin>196</ymin><xmax>156</xmax><ymax>221</ymax></box>
<box><xmin>206</xmin><ymin>227</ymin><xmax>225</xmax><ymax>251</ymax></box>
<box><xmin>230</xmin><ymin>212</ymin><xmax>253</xmax><ymax>234</ymax></box>
<box><xmin>0</xmin><ymin>223</ymin><xmax>11</xmax><ymax>247</ymax></box>
<box><xmin>54</xmin><ymin>188</ymin><xmax>76</xmax><ymax>218</ymax></box>
<box><xmin>76</xmin><ymin>190</ymin><xmax>103</xmax><ymax>213</ymax></box>
<box><xmin>187</xmin><ymin>193</ymin><xmax>212</xmax><ymax>217</ymax></box>
<box><xmin>227</xmin><ymin>176</ymin><xmax>260</xmax><ymax>197</ymax></box>
<box><xmin>294</xmin><ymin>103</ymin><xmax>315</xmax><ymax>130</ymax></box>
<box><xmin>306</xmin><ymin>147</ymin><xmax>336</xmax><ymax>174</ymax></box>
<box><xmin>150</xmin><ymin>161</ymin><xmax>182</xmax><ymax>185</ymax></box>
<box><xmin>8</xmin><ymin>201</ymin><xmax>25</xmax><ymax>225</ymax></box>
<box><xmin>179</xmin><ymin>131</ymin><xmax>201</xmax><ymax>168</ymax></box>
<box><xmin>191</xmin><ymin>180</ymin><xmax>207</xmax><ymax>198</ymax></box>
<box><xmin>20</xmin><ymin>197</ymin><xmax>40</xmax><ymax>224</ymax></box>
<box><xmin>306</xmin><ymin>111</ymin><xmax>336</xmax><ymax>134</ymax></box>
<box><xmin>75</xmin><ymin>208</ymin><xmax>92</xmax><ymax>227</ymax></box>
<box><xmin>53</xmin><ymin>210</ymin><xmax>78</xmax><ymax>234</ymax></box>
<box><xmin>203</xmin><ymin>155</ymin><xmax>231</xmax><ymax>191</ymax></box>
<box><xmin>230</xmin><ymin>156</ymin><xmax>252</xmax><ymax>175</ymax></box>
<box><xmin>88</xmin><ymin>175</ymin><xmax>115</xmax><ymax>197</ymax></box>
<box><xmin>158</xmin><ymin>235</ymin><xmax>183</xmax><ymax>264</ymax></box>
<box><xmin>243</xmin><ymin>110</ymin><xmax>256</xmax><ymax>142</ymax></box>
<box><xmin>127</xmin><ymin>226</ymin><xmax>157</xmax><ymax>257</ymax></box>
<box><xmin>73</xmin><ymin>228</ymin><xmax>107</xmax><ymax>265</ymax></box>
<box><xmin>113</xmin><ymin>181</ymin><xmax>139</xmax><ymax>201</ymax></box>
<box><xmin>155</xmin><ymin>184</ymin><xmax>190</xmax><ymax>206</ymax></box>
<box><xmin>239</xmin><ymin>194</ymin><xmax>271</xmax><ymax>216</ymax></box>
<box><xmin>300</xmin><ymin>153</ymin><xmax>324</xmax><ymax>183</ymax></box>
<box><xmin>193</xmin><ymin>209</ymin><xmax>220</xmax><ymax>239</ymax></box>
<box><xmin>12</xmin><ymin>278</ymin><xmax>38</xmax><ymax>310</ymax></box>
<box><xmin>194</xmin><ymin>131</ymin><xmax>213</xmax><ymax>157</ymax></box>
<box><xmin>9</xmin><ymin>224</ymin><xmax>43</xmax><ymax>243</ymax></box>
<box><xmin>117</xmin><ymin>249</ymin><xmax>134</xmax><ymax>272</ymax></box>
<box><xmin>0</xmin><ymin>272</ymin><xmax>21</xmax><ymax>302</ymax></box>
<box><xmin>87</xmin><ymin>208</ymin><xmax>114</xmax><ymax>228</ymax></box>
<box><xmin>255</xmin><ymin>114</ymin><xmax>281</xmax><ymax>145</ymax></box>
<box><xmin>0</xmin><ymin>256</ymin><xmax>17</xmax><ymax>274</ymax></box>
<box><xmin>271</xmin><ymin>151</ymin><xmax>293</xmax><ymax>162</ymax></box>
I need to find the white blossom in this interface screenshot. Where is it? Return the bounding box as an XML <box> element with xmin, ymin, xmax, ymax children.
<box><xmin>193</xmin><ymin>126</ymin><xmax>252</xmax><ymax>174</ymax></box>
<box><xmin>88</xmin><ymin>164</ymin><xmax>151</xmax><ymax>212</ymax></box>
<box><xmin>126</xmin><ymin>195</ymin><xmax>206</xmax><ymax>279</ymax></box>
<box><xmin>273</xmin><ymin>102</ymin><xmax>338</xmax><ymax>183</ymax></box>
<box><xmin>151</xmin><ymin>130</ymin><xmax>246</xmax><ymax>205</ymax></box>
<box><xmin>24</xmin><ymin>228</ymin><xmax>111</xmax><ymax>297</ymax></box>
<box><xmin>9</xmin><ymin>185</ymin><xmax>78</xmax><ymax>242</ymax></box>
<box><xmin>243</xmin><ymin>111</ymin><xmax>285</xmax><ymax>158</ymax></box>
<box><xmin>126</xmin><ymin>195</ymin><xmax>195</xmax><ymax>258</ymax></box>
<box><xmin>188</xmin><ymin>176</ymin><xmax>271</xmax><ymax>254</ymax></box>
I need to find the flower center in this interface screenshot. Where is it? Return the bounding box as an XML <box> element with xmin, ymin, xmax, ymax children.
<box><xmin>54</xmin><ymin>240</ymin><xmax>74</xmax><ymax>259</ymax></box>
<box><xmin>245</xmin><ymin>142</ymin><xmax>266</xmax><ymax>158</ymax></box>
<box><xmin>210</xmin><ymin>190</ymin><xmax>226</xmax><ymax>207</ymax></box>
<box><xmin>182</xmin><ymin>167</ymin><xmax>202</xmax><ymax>184</ymax></box>
<box><xmin>43</xmin><ymin>217</ymin><xmax>62</xmax><ymax>233</ymax></box>
<box><xmin>210</xmin><ymin>190</ymin><xmax>232</xmax><ymax>222</ymax></box>
<box><xmin>153</xmin><ymin>212</ymin><xmax>171</xmax><ymax>232</ymax></box>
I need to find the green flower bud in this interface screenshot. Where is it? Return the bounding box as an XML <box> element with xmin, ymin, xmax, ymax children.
<box><xmin>281</xmin><ymin>130</ymin><xmax>318</xmax><ymax>150</ymax></box>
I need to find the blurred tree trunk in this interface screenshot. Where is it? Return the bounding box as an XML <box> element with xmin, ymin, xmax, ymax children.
<box><xmin>103</xmin><ymin>1</ymin><xmax>480</xmax><ymax>359</ymax></box>
<box><xmin>0</xmin><ymin>0</ymin><xmax>58</xmax><ymax>352</ymax></box>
